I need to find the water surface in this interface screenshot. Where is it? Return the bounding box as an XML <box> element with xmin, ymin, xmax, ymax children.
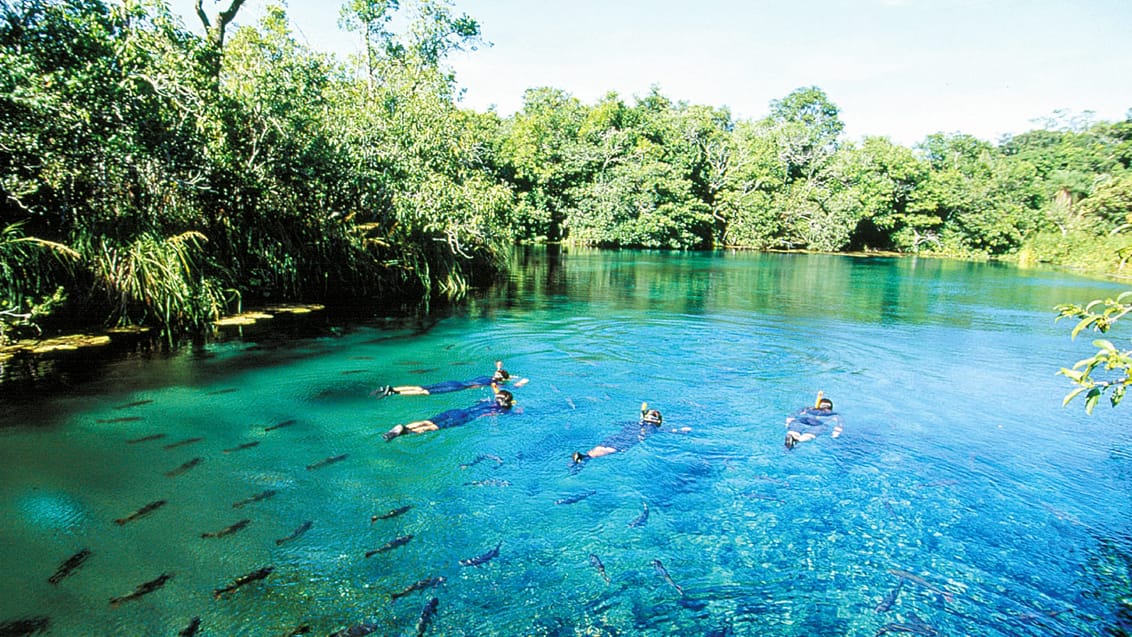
<box><xmin>1</xmin><ymin>249</ymin><xmax>1130</xmax><ymax>636</ymax></box>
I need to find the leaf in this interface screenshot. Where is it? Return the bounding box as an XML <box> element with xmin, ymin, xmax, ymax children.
<box><xmin>1070</xmin><ymin>316</ymin><xmax>1098</xmax><ymax>339</ymax></box>
<box><xmin>1084</xmin><ymin>388</ymin><xmax>1101</xmax><ymax>414</ymax></box>
<box><xmin>1092</xmin><ymin>339</ymin><xmax>1117</xmax><ymax>352</ymax></box>
<box><xmin>1059</xmin><ymin>368</ymin><xmax>1084</xmax><ymax>382</ymax></box>
<box><xmin>1062</xmin><ymin>386</ymin><xmax>1088</xmax><ymax>406</ymax></box>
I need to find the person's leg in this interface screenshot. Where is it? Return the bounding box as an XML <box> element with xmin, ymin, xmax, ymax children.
<box><xmin>382</xmin><ymin>420</ymin><xmax>438</xmax><ymax>442</ymax></box>
<box><xmin>784</xmin><ymin>431</ymin><xmax>815</xmax><ymax>449</ymax></box>
<box><xmin>404</xmin><ymin>420</ymin><xmax>439</xmax><ymax>434</ymax></box>
<box><xmin>573</xmin><ymin>445</ymin><xmax>617</xmax><ymax>462</ymax></box>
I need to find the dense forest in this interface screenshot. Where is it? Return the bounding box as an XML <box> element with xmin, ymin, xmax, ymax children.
<box><xmin>2</xmin><ymin>0</ymin><xmax>1131</xmax><ymax>344</ymax></box>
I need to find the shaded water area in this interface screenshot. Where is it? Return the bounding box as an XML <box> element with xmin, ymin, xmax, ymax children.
<box><xmin>2</xmin><ymin>248</ymin><xmax>1130</xmax><ymax>636</ymax></box>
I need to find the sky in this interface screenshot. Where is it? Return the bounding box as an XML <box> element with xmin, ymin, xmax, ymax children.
<box><xmin>174</xmin><ymin>0</ymin><xmax>1132</xmax><ymax>146</ymax></box>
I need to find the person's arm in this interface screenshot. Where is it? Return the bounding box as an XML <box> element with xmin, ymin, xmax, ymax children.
<box><xmin>830</xmin><ymin>415</ymin><xmax>844</xmax><ymax>438</ymax></box>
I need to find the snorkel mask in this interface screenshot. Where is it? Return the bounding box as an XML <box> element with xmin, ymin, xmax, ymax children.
<box><xmin>495</xmin><ymin>390</ymin><xmax>514</xmax><ymax>408</ymax></box>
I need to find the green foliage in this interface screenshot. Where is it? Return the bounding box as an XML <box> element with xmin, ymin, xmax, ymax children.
<box><xmin>1056</xmin><ymin>291</ymin><xmax>1132</xmax><ymax>413</ymax></box>
<box><xmin>0</xmin><ymin>0</ymin><xmax>513</xmax><ymax>339</ymax></box>
<box><xmin>2</xmin><ymin>0</ymin><xmax>1131</xmax><ymax>343</ymax></box>
<box><xmin>0</xmin><ymin>222</ymin><xmax>78</xmax><ymax>342</ymax></box>
<box><xmin>84</xmin><ymin>230</ymin><xmax>228</xmax><ymax>334</ymax></box>
<box><xmin>1078</xmin><ymin>171</ymin><xmax>1132</xmax><ymax>231</ymax></box>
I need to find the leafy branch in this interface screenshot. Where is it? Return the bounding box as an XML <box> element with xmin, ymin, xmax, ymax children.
<box><xmin>1055</xmin><ymin>291</ymin><xmax>1132</xmax><ymax>413</ymax></box>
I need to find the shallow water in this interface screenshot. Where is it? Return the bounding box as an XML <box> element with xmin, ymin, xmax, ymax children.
<box><xmin>1</xmin><ymin>248</ymin><xmax>1130</xmax><ymax>636</ymax></box>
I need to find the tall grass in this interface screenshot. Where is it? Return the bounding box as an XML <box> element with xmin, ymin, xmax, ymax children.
<box><xmin>86</xmin><ymin>231</ymin><xmax>230</xmax><ymax>339</ymax></box>
<box><xmin>0</xmin><ymin>223</ymin><xmax>80</xmax><ymax>343</ymax></box>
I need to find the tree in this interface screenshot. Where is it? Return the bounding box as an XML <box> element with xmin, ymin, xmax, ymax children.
<box><xmin>194</xmin><ymin>0</ymin><xmax>247</xmax><ymax>80</ymax></box>
<box><xmin>841</xmin><ymin>136</ymin><xmax>932</xmax><ymax>251</ymax></box>
<box><xmin>768</xmin><ymin>86</ymin><xmax>844</xmax><ymax>183</ymax></box>
<box><xmin>1056</xmin><ymin>291</ymin><xmax>1132</xmax><ymax>413</ymax></box>
<box><xmin>1077</xmin><ymin>172</ymin><xmax>1132</xmax><ymax>233</ymax></box>
<box><xmin>714</xmin><ymin>119</ymin><xmax>785</xmax><ymax>248</ymax></box>
<box><xmin>497</xmin><ymin>87</ymin><xmax>587</xmax><ymax>241</ymax></box>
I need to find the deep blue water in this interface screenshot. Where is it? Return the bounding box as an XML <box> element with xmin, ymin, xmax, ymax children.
<box><xmin>1</xmin><ymin>249</ymin><xmax>1130</xmax><ymax>636</ymax></box>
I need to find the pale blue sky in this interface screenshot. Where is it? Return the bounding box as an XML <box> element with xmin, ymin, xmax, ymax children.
<box><xmin>176</xmin><ymin>0</ymin><xmax>1132</xmax><ymax>145</ymax></box>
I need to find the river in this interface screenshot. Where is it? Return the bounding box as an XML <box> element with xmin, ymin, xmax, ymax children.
<box><xmin>1</xmin><ymin>248</ymin><xmax>1129</xmax><ymax>636</ymax></box>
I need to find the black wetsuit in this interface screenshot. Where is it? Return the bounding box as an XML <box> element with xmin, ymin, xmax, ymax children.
<box><xmin>421</xmin><ymin>376</ymin><xmax>494</xmax><ymax>395</ymax></box>
<box><xmin>596</xmin><ymin>420</ymin><xmax>660</xmax><ymax>452</ymax></box>
<box><xmin>786</xmin><ymin>407</ymin><xmax>843</xmax><ymax>436</ymax></box>
<box><xmin>429</xmin><ymin>399</ymin><xmax>511</xmax><ymax>429</ymax></box>
<box><xmin>420</xmin><ymin>372</ymin><xmax>509</xmax><ymax>395</ymax></box>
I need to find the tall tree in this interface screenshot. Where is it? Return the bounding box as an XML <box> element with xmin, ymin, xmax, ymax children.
<box><xmin>194</xmin><ymin>0</ymin><xmax>246</xmax><ymax>80</ymax></box>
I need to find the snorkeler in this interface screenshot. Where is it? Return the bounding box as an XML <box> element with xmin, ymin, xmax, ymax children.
<box><xmin>382</xmin><ymin>384</ymin><xmax>515</xmax><ymax>441</ymax></box>
<box><xmin>784</xmin><ymin>391</ymin><xmax>843</xmax><ymax>449</ymax></box>
<box><xmin>571</xmin><ymin>403</ymin><xmax>689</xmax><ymax>465</ymax></box>
<box><xmin>373</xmin><ymin>360</ymin><xmax>527</xmax><ymax>397</ymax></box>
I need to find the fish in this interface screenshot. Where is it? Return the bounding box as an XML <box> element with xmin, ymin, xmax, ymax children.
<box><xmin>459</xmin><ymin>453</ymin><xmax>504</xmax><ymax>470</ymax></box>
<box><xmin>459</xmin><ymin>542</ymin><xmax>501</xmax><ymax>567</ymax></box>
<box><xmin>628</xmin><ymin>501</ymin><xmax>649</xmax><ymax>527</ymax></box>
<box><xmin>340</xmin><ymin>369</ymin><xmax>368</xmax><ymax>375</ymax></box>
<box><xmin>47</xmin><ymin>548</ymin><xmax>92</xmax><ymax>585</ymax></box>
<box><xmin>371</xmin><ymin>505</ymin><xmax>412</xmax><ymax>523</ymax></box>
<box><xmin>744</xmin><ymin>492</ymin><xmax>785</xmax><ymax>503</ymax></box>
<box><xmin>178</xmin><ymin>616</ymin><xmax>201</xmax><ymax>636</ymax></box>
<box><xmin>329</xmin><ymin>623</ymin><xmax>377</xmax><ymax>637</ymax></box>
<box><xmin>99</xmin><ymin>416</ymin><xmax>144</xmax><ymax>424</ymax></box>
<box><xmin>264</xmin><ymin>419</ymin><xmax>297</xmax><ymax>432</ymax></box>
<box><xmin>589</xmin><ymin>554</ymin><xmax>610</xmax><ymax>584</ymax></box>
<box><xmin>275</xmin><ymin>520</ymin><xmax>313</xmax><ymax>545</ymax></box>
<box><xmin>887</xmin><ymin>569</ymin><xmax>955</xmax><ymax>603</ymax></box>
<box><xmin>307</xmin><ymin>454</ymin><xmax>348</xmax><ymax>470</ymax></box>
<box><xmin>206</xmin><ymin>388</ymin><xmax>238</xmax><ymax>395</ymax></box>
<box><xmin>223</xmin><ymin>441</ymin><xmax>260</xmax><ymax>453</ymax></box>
<box><xmin>164</xmin><ymin>457</ymin><xmax>203</xmax><ymax>477</ymax></box>
<box><xmin>283</xmin><ymin>625</ymin><xmax>311</xmax><ymax>636</ymax></box>
<box><xmin>366</xmin><ymin>534</ymin><xmax>413</xmax><ymax>557</ymax></box>
<box><xmin>0</xmin><ymin>616</ymin><xmax>50</xmax><ymax>636</ymax></box>
<box><xmin>109</xmin><ymin>572</ymin><xmax>174</xmax><ymax>607</ymax></box>
<box><xmin>232</xmin><ymin>489</ymin><xmax>277</xmax><ymax>509</ymax></box>
<box><xmin>415</xmin><ymin>597</ymin><xmax>439</xmax><ymax>637</ymax></box>
<box><xmin>126</xmin><ymin>433</ymin><xmax>165</xmax><ymax>443</ymax></box>
<box><xmin>390</xmin><ymin>576</ymin><xmax>445</xmax><ymax>602</ymax></box>
<box><xmin>213</xmin><ymin>566</ymin><xmax>273</xmax><ymax>599</ymax></box>
<box><xmin>463</xmin><ymin>479</ymin><xmax>510</xmax><ymax>487</ymax></box>
<box><xmin>163</xmin><ymin>437</ymin><xmax>204</xmax><ymax>450</ymax></box>
<box><xmin>555</xmin><ymin>489</ymin><xmax>596</xmax><ymax>505</ymax></box>
<box><xmin>876</xmin><ymin>581</ymin><xmax>903</xmax><ymax>613</ymax></box>
<box><xmin>653</xmin><ymin>559</ymin><xmax>684</xmax><ymax>596</ymax></box>
<box><xmin>114</xmin><ymin>499</ymin><xmax>167</xmax><ymax>525</ymax></box>
<box><xmin>201</xmin><ymin>519</ymin><xmax>251</xmax><ymax>538</ymax></box>
<box><xmin>115</xmin><ymin>399</ymin><xmax>153</xmax><ymax>409</ymax></box>
<box><xmin>916</xmin><ymin>479</ymin><xmax>959</xmax><ymax>489</ymax></box>
<box><xmin>874</xmin><ymin>614</ymin><xmax>938</xmax><ymax>636</ymax></box>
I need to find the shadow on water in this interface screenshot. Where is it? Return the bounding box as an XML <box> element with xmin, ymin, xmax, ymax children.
<box><xmin>0</xmin><ymin>247</ymin><xmax>1130</xmax><ymax>636</ymax></box>
<box><xmin>0</xmin><ymin>296</ymin><xmax>462</xmax><ymax>426</ymax></box>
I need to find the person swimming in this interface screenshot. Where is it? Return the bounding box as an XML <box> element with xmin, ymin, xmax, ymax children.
<box><xmin>382</xmin><ymin>385</ymin><xmax>515</xmax><ymax>442</ymax></box>
<box><xmin>570</xmin><ymin>403</ymin><xmax>686</xmax><ymax>464</ymax></box>
<box><xmin>373</xmin><ymin>360</ymin><xmax>526</xmax><ymax>397</ymax></box>
<box><xmin>784</xmin><ymin>391</ymin><xmax>843</xmax><ymax>449</ymax></box>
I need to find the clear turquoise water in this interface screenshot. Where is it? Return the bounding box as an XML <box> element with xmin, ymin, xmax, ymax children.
<box><xmin>1</xmin><ymin>249</ymin><xmax>1130</xmax><ymax>636</ymax></box>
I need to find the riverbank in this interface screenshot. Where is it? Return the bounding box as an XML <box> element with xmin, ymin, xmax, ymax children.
<box><xmin>0</xmin><ymin>304</ymin><xmax>327</xmax><ymax>396</ymax></box>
